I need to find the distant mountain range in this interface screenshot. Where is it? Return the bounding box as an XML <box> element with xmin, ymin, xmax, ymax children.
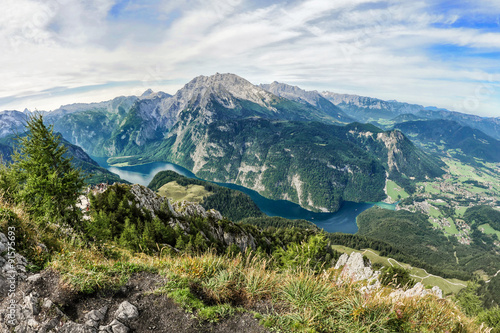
<box><xmin>0</xmin><ymin>130</ymin><xmax>123</xmax><ymax>185</ymax></box>
<box><xmin>394</xmin><ymin>119</ymin><xmax>500</xmax><ymax>163</ymax></box>
<box><xmin>1</xmin><ymin>73</ymin><xmax>498</xmax><ymax>211</ymax></box>
<box><xmin>257</xmin><ymin>82</ymin><xmax>500</xmax><ymax>141</ymax></box>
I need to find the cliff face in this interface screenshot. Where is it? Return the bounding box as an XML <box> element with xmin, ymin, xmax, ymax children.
<box><xmin>82</xmin><ymin>183</ymin><xmax>259</xmax><ymax>253</ymax></box>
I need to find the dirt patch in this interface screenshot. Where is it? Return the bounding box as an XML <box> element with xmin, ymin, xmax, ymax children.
<box><xmin>14</xmin><ymin>270</ymin><xmax>269</xmax><ymax>333</ymax></box>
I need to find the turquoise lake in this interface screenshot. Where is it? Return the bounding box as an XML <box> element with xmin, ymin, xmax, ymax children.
<box><xmin>93</xmin><ymin>158</ymin><xmax>396</xmax><ymax>234</ymax></box>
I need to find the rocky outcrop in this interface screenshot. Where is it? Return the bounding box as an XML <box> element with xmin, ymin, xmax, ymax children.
<box><xmin>390</xmin><ymin>282</ymin><xmax>443</xmax><ymax>300</ymax></box>
<box><xmin>171</xmin><ymin>200</ymin><xmax>256</xmax><ymax>251</ymax></box>
<box><xmin>129</xmin><ymin>184</ymin><xmax>176</xmax><ymax>219</ymax></box>
<box><xmin>2</xmin><ymin>282</ymin><xmax>138</xmax><ymax>333</ymax></box>
<box><xmin>335</xmin><ymin>252</ymin><xmax>381</xmax><ymax>294</ymax></box>
<box><xmin>334</xmin><ymin>252</ymin><xmax>443</xmax><ymax>299</ymax></box>
<box><xmin>172</xmin><ymin>200</ymin><xmax>222</xmax><ymax>221</ymax></box>
<box><xmin>90</xmin><ymin>184</ymin><xmax>257</xmax><ymax>252</ymax></box>
<box><xmin>0</xmin><ymin>232</ymin><xmax>28</xmax><ymax>298</ymax></box>
<box><xmin>335</xmin><ymin>252</ymin><xmax>375</xmax><ymax>282</ymax></box>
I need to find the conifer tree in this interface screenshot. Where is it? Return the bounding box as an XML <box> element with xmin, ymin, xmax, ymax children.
<box><xmin>11</xmin><ymin>114</ymin><xmax>85</xmax><ymax>227</ymax></box>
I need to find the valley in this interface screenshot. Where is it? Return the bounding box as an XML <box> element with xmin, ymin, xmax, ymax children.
<box><xmin>1</xmin><ymin>73</ymin><xmax>499</xmax><ymax>332</ymax></box>
<box><xmin>94</xmin><ymin>159</ymin><xmax>380</xmax><ymax>233</ymax></box>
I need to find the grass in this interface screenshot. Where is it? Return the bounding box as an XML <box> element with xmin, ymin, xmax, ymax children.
<box><xmin>386</xmin><ymin>180</ymin><xmax>409</xmax><ymax>201</ymax></box>
<box><xmin>428</xmin><ymin>206</ymin><xmax>442</xmax><ymax>218</ymax></box>
<box><xmin>430</xmin><ymin>200</ymin><xmax>447</xmax><ymax>206</ymax></box>
<box><xmin>456</xmin><ymin>206</ymin><xmax>468</xmax><ymax>216</ymax></box>
<box><xmin>47</xmin><ymin>241</ymin><xmax>481</xmax><ymax>331</ymax></box>
<box><xmin>443</xmin><ymin>218</ymin><xmax>460</xmax><ymax>235</ymax></box>
<box><xmin>159</xmin><ymin>252</ymin><xmax>480</xmax><ymax>332</ymax></box>
<box><xmin>157</xmin><ymin>181</ymin><xmax>212</xmax><ymax>203</ymax></box>
<box><xmin>423</xmin><ymin>183</ymin><xmax>441</xmax><ymax>194</ymax></box>
<box><xmin>49</xmin><ymin>246</ymin><xmax>162</xmax><ymax>293</ymax></box>
<box><xmin>478</xmin><ymin>223</ymin><xmax>500</xmax><ymax>239</ymax></box>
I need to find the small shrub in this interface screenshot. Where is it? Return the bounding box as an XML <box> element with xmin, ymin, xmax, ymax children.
<box><xmin>379</xmin><ymin>265</ymin><xmax>416</xmax><ymax>289</ymax></box>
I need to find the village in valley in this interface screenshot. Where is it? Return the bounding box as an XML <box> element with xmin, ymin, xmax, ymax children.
<box><xmin>387</xmin><ymin>157</ymin><xmax>500</xmax><ymax>246</ymax></box>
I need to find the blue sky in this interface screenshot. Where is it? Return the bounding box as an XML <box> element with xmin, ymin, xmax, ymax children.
<box><xmin>0</xmin><ymin>0</ymin><xmax>499</xmax><ymax>117</ymax></box>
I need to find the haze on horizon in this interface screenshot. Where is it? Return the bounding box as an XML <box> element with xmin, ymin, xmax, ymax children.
<box><xmin>1</xmin><ymin>0</ymin><xmax>500</xmax><ymax>118</ymax></box>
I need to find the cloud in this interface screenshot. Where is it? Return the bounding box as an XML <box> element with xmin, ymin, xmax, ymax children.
<box><xmin>0</xmin><ymin>0</ymin><xmax>499</xmax><ymax>117</ymax></box>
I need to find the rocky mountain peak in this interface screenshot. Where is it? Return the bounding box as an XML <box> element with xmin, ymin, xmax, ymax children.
<box><xmin>141</xmin><ymin>88</ymin><xmax>154</xmax><ymax>97</ymax></box>
<box><xmin>260</xmin><ymin>81</ymin><xmax>321</xmax><ymax>106</ymax></box>
<box><xmin>184</xmin><ymin>73</ymin><xmax>277</xmax><ymax>107</ymax></box>
<box><xmin>260</xmin><ymin>81</ymin><xmax>353</xmax><ymax>122</ymax></box>
<box><xmin>157</xmin><ymin>73</ymin><xmax>280</xmax><ymax>124</ymax></box>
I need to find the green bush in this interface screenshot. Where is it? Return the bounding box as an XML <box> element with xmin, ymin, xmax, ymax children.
<box><xmin>379</xmin><ymin>265</ymin><xmax>415</xmax><ymax>289</ymax></box>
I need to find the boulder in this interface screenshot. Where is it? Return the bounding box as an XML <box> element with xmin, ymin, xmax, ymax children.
<box><xmin>115</xmin><ymin>301</ymin><xmax>139</xmax><ymax>322</ymax></box>
<box><xmin>337</xmin><ymin>252</ymin><xmax>374</xmax><ymax>282</ymax></box>
<box><xmin>389</xmin><ymin>282</ymin><xmax>443</xmax><ymax>300</ymax></box>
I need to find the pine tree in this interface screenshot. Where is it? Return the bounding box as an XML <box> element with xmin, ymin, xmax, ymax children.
<box><xmin>119</xmin><ymin>217</ymin><xmax>139</xmax><ymax>250</ymax></box>
<box><xmin>11</xmin><ymin>114</ymin><xmax>85</xmax><ymax>227</ymax></box>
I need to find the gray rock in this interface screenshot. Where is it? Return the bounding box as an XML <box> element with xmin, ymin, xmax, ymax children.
<box><xmin>24</xmin><ymin>292</ymin><xmax>40</xmax><ymax>316</ymax></box>
<box><xmin>340</xmin><ymin>252</ymin><xmax>373</xmax><ymax>282</ymax></box>
<box><xmin>85</xmin><ymin>319</ymin><xmax>100</xmax><ymax>329</ymax></box>
<box><xmin>42</xmin><ymin>298</ymin><xmax>53</xmax><ymax>309</ymax></box>
<box><xmin>0</xmin><ymin>232</ymin><xmax>7</xmax><ymax>254</ymax></box>
<box><xmin>129</xmin><ymin>185</ymin><xmax>172</xmax><ymax>219</ymax></box>
<box><xmin>109</xmin><ymin>319</ymin><xmax>129</xmax><ymax>333</ymax></box>
<box><xmin>86</xmin><ymin>306</ymin><xmax>108</xmax><ymax>322</ymax></box>
<box><xmin>432</xmin><ymin>286</ymin><xmax>443</xmax><ymax>298</ymax></box>
<box><xmin>390</xmin><ymin>282</ymin><xmax>444</xmax><ymax>300</ymax></box>
<box><xmin>27</xmin><ymin>274</ymin><xmax>42</xmax><ymax>283</ymax></box>
<box><xmin>334</xmin><ymin>253</ymin><xmax>349</xmax><ymax>269</ymax></box>
<box><xmin>99</xmin><ymin>325</ymin><xmax>113</xmax><ymax>333</ymax></box>
<box><xmin>59</xmin><ymin>321</ymin><xmax>89</xmax><ymax>333</ymax></box>
<box><xmin>115</xmin><ymin>301</ymin><xmax>138</xmax><ymax>322</ymax></box>
<box><xmin>39</xmin><ymin>318</ymin><xmax>60</xmax><ymax>333</ymax></box>
<box><xmin>27</xmin><ymin>318</ymin><xmax>40</xmax><ymax>329</ymax></box>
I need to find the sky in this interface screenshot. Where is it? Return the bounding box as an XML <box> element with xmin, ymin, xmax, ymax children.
<box><xmin>1</xmin><ymin>0</ymin><xmax>500</xmax><ymax>117</ymax></box>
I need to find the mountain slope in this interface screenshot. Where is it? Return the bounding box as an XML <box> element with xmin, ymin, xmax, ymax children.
<box><xmin>319</xmin><ymin>91</ymin><xmax>500</xmax><ymax>141</ymax></box>
<box><xmin>0</xmin><ymin>110</ymin><xmax>27</xmax><ymax>138</ymax></box>
<box><xmin>320</xmin><ymin>92</ymin><xmax>424</xmax><ymax>122</ymax></box>
<box><xmin>416</xmin><ymin>109</ymin><xmax>500</xmax><ymax>141</ymax></box>
<box><xmin>140</xmin><ymin>115</ymin><xmax>444</xmax><ymax>212</ymax></box>
<box><xmin>260</xmin><ymin>81</ymin><xmax>354</xmax><ymax>123</ymax></box>
<box><xmin>0</xmin><ymin>133</ymin><xmax>123</xmax><ymax>185</ymax></box>
<box><xmin>49</xmin><ymin>74</ymin><xmax>347</xmax><ymax>159</ymax></box>
<box><xmin>394</xmin><ymin>120</ymin><xmax>500</xmax><ymax>162</ymax></box>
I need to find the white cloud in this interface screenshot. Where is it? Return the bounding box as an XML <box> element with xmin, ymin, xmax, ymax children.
<box><xmin>0</xmin><ymin>0</ymin><xmax>500</xmax><ymax>117</ymax></box>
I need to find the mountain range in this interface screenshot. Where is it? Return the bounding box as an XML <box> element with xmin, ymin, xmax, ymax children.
<box><xmin>1</xmin><ymin>73</ymin><xmax>498</xmax><ymax>211</ymax></box>
<box><xmin>394</xmin><ymin>119</ymin><xmax>500</xmax><ymax>163</ymax></box>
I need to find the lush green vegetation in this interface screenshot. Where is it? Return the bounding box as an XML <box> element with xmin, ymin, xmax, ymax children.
<box><xmin>478</xmin><ymin>275</ymin><xmax>500</xmax><ymax>309</ymax></box>
<box><xmin>379</xmin><ymin>265</ymin><xmax>416</xmax><ymax>289</ymax></box>
<box><xmin>239</xmin><ymin>216</ymin><xmax>317</xmax><ymax>230</ymax></box>
<box><xmin>0</xmin><ymin>131</ymin><xmax>123</xmax><ymax>186</ymax></box>
<box><xmin>148</xmin><ymin>170</ymin><xmax>263</xmax><ymax>221</ymax></box>
<box><xmin>357</xmin><ymin>207</ymin><xmax>500</xmax><ymax>279</ymax></box>
<box><xmin>455</xmin><ymin>283</ymin><xmax>500</xmax><ymax>332</ymax></box>
<box><xmin>395</xmin><ymin>119</ymin><xmax>500</xmax><ymax>163</ymax></box>
<box><xmin>464</xmin><ymin>205</ymin><xmax>500</xmax><ymax>232</ymax></box>
<box><xmin>1</xmin><ymin>114</ymin><xmax>85</xmax><ymax>227</ymax></box>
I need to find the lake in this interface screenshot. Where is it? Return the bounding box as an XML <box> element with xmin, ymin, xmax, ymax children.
<box><xmin>93</xmin><ymin>159</ymin><xmax>396</xmax><ymax>234</ymax></box>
